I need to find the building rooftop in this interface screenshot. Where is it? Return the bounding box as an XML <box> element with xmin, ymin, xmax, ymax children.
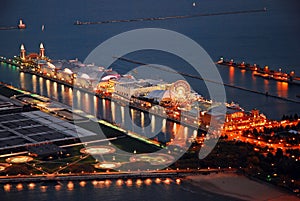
<box><xmin>146</xmin><ymin>90</ymin><xmax>171</xmax><ymax>102</ymax></box>
<box><xmin>116</xmin><ymin>78</ymin><xmax>166</xmax><ymax>89</ymax></box>
<box><xmin>0</xmin><ymin>108</ymin><xmax>96</xmax><ymax>153</ymax></box>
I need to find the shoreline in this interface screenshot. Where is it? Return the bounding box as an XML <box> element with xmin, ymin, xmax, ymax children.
<box><xmin>0</xmin><ymin>172</ymin><xmax>184</xmax><ymax>184</ymax></box>
<box><xmin>0</xmin><ymin>169</ymin><xmax>233</xmax><ymax>184</ymax></box>
<box><xmin>185</xmin><ymin>172</ymin><xmax>298</xmax><ymax>201</ymax></box>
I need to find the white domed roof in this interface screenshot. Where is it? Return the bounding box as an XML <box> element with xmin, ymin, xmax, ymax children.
<box><xmin>146</xmin><ymin>90</ymin><xmax>172</xmax><ymax>102</ymax></box>
<box><xmin>81</xmin><ymin>73</ymin><xmax>90</xmax><ymax>79</ymax></box>
<box><xmin>47</xmin><ymin>62</ymin><xmax>56</xmax><ymax>69</ymax></box>
<box><xmin>63</xmin><ymin>68</ymin><xmax>73</xmax><ymax>74</ymax></box>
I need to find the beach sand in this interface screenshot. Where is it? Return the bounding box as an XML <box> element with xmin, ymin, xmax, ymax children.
<box><xmin>185</xmin><ymin>173</ymin><xmax>298</xmax><ymax>201</ymax></box>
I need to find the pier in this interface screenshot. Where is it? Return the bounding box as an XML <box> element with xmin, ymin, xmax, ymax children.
<box><xmin>1</xmin><ymin>54</ymin><xmax>300</xmax><ymax>105</ymax></box>
<box><xmin>0</xmin><ymin>27</ymin><xmax>18</xmax><ymax>31</ymax></box>
<box><xmin>216</xmin><ymin>57</ymin><xmax>300</xmax><ymax>85</ymax></box>
<box><xmin>0</xmin><ymin>56</ymin><xmax>205</xmax><ymax>147</ymax></box>
<box><xmin>115</xmin><ymin>56</ymin><xmax>300</xmax><ymax>104</ymax></box>
<box><xmin>0</xmin><ymin>51</ymin><xmax>209</xmax><ymax>131</ymax></box>
<box><xmin>1</xmin><ymin>48</ymin><xmax>299</xmax><ymax>145</ymax></box>
<box><xmin>74</xmin><ymin>8</ymin><xmax>267</xmax><ymax>25</ymax></box>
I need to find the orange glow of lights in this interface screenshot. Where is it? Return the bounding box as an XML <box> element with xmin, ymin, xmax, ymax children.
<box><xmin>40</xmin><ymin>185</ymin><xmax>47</xmax><ymax>192</ymax></box>
<box><xmin>92</xmin><ymin>180</ymin><xmax>98</xmax><ymax>186</ymax></box>
<box><xmin>155</xmin><ymin>178</ymin><xmax>161</xmax><ymax>184</ymax></box>
<box><xmin>176</xmin><ymin>179</ymin><xmax>181</xmax><ymax>184</ymax></box>
<box><xmin>28</xmin><ymin>183</ymin><xmax>36</xmax><ymax>189</ymax></box>
<box><xmin>105</xmin><ymin>180</ymin><xmax>112</xmax><ymax>186</ymax></box>
<box><xmin>79</xmin><ymin>181</ymin><xmax>86</xmax><ymax>187</ymax></box>
<box><xmin>16</xmin><ymin>183</ymin><xmax>23</xmax><ymax>191</ymax></box>
<box><xmin>229</xmin><ymin>66</ymin><xmax>234</xmax><ymax>83</ymax></box>
<box><xmin>164</xmin><ymin>178</ymin><xmax>171</xmax><ymax>184</ymax></box>
<box><xmin>116</xmin><ymin>179</ymin><xmax>123</xmax><ymax>186</ymax></box>
<box><xmin>276</xmin><ymin>82</ymin><xmax>288</xmax><ymax>97</ymax></box>
<box><xmin>54</xmin><ymin>184</ymin><xmax>61</xmax><ymax>191</ymax></box>
<box><xmin>241</xmin><ymin>69</ymin><xmax>246</xmax><ymax>75</ymax></box>
<box><xmin>3</xmin><ymin>184</ymin><xmax>11</xmax><ymax>192</ymax></box>
<box><xmin>144</xmin><ymin>178</ymin><xmax>152</xmax><ymax>185</ymax></box>
<box><xmin>67</xmin><ymin>181</ymin><xmax>74</xmax><ymax>190</ymax></box>
<box><xmin>126</xmin><ymin>179</ymin><xmax>133</xmax><ymax>186</ymax></box>
<box><xmin>136</xmin><ymin>179</ymin><xmax>143</xmax><ymax>186</ymax></box>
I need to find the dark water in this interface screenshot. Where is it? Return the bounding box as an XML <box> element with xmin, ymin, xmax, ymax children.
<box><xmin>0</xmin><ymin>180</ymin><xmax>242</xmax><ymax>201</ymax></box>
<box><xmin>0</xmin><ymin>0</ymin><xmax>300</xmax><ymax>200</ymax></box>
<box><xmin>1</xmin><ymin>0</ymin><xmax>300</xmax><ymax>119</ymax></box>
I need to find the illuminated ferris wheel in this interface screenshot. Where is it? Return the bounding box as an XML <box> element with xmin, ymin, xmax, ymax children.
<box><xmin>170</xmin><ymin>80</ymin><xmax>191</xmax><ymax>105</ymax></box>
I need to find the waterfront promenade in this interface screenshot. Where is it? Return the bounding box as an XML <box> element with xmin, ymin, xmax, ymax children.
<box><xmin>0</xmin><ymin>168</ymin><xmax>234</xmax><ymax>184</ymax></box>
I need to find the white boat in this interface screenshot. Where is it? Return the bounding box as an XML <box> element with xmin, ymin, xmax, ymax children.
<box><xmin>18</xmin><ymin>19</ymin><xmax>26</xmax><ymax>29</ymax></box>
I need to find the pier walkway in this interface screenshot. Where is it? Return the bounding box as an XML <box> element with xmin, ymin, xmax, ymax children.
<box><xmin>74</xmin><ymin>9</ymin><xmax>267</xmax><ymax>25</ymax></box>
<box><xmin>0</xmin><ymin>168</ymin><xmax>236</xmax><ymax>184</ymax></box>
<box><xmin>116</xmin><ymin>56</ymin><xmax>300</xmax><ymax>104</ymax></box>
<box><xmin>1</xmin><ymin>55</ymin><xmax>300</xmax><ymax>104</ymax></box>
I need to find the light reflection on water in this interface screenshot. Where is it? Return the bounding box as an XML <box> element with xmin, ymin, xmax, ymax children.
<box><xmin>276</xmin><ymin>82</ymin><xmax>288</xmax><ymax>98</ymax></box>
<box><xmin>229</xmin><ymin>66</ymin><xmax>235</xmax><ymax>84</ymax></box>
<box><xmin>1</xmin><ymin>62</ymin><xmax>298</xmax><ymax>120</ymax></box>
<box><xmin>1</xmin><ymin>178</ymin><xmax>242</xmax><ymax>201</ymax></box>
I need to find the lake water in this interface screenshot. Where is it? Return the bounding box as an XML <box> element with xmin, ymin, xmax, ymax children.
<box><xmin>1</xmin><ymin>0</ymin><xmax>300</xmax><ymax>119</ymax></box>
<box><xmin>0</xmin><ymin>179</ymin><xmax>242</xmax><ymax>201</ymax></box>
<box><xmin>0</xmin><ymin>0</ymin><xmax>300</xmax><ymax>200</ymax></box>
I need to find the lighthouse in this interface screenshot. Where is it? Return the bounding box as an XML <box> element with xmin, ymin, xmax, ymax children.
<box><xmin>20</xmin><ymin>44</ymin><xmax>26</xmax><ymax>60</ymax></box>
<box><xmin>39</xmin><ymin>42</ymin><xmax>45</xmax><ymax>58</ymax></box>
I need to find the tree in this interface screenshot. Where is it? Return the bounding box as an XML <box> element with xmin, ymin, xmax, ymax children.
<box><xmin>247</xmin><ymin>156</ymin><xmax>260</xmax><ymax>166</ymax></box>
<box><xmin>267</xmin><ymin>152</ymin><xmax>273</xmax><ymax>158</ymax></box>
<box><xmin>275</xmin><ymin>148</ymin><xmax>283</xmax><ymax>159</ymax></box>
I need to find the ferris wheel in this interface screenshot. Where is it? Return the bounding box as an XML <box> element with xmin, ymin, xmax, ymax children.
<box><xmin>170</xmin><ymin>80</ymin><xmax>191</xmax><ymax>105</ymax></box>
